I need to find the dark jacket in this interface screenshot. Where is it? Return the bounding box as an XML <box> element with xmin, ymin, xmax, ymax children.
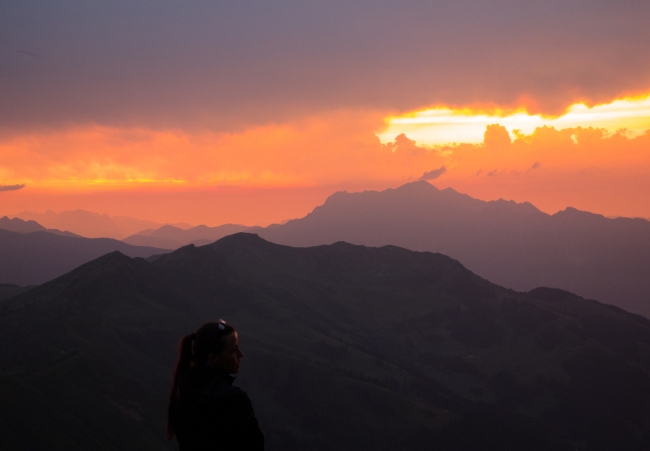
<box><xmin>176</xmin><ymin>367</ymin><xmax>264</xmax><ymax>451</ymax></box>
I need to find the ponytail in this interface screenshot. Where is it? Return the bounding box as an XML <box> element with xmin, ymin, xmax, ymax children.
<box><xmin>167</xmin><ymin>321</ymin><xmax>237</xmax><ymax>440</ymax></box>
<box><xmin>167</xmin><ymin>333</ymin><xmax>195</xmax><ymax>439</ymax></box>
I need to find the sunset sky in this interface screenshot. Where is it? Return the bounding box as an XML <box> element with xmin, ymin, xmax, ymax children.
<box><xmin>2</xmin><ymin>0</ymin><xmax>650</xmax><ymax>226</ymax></box>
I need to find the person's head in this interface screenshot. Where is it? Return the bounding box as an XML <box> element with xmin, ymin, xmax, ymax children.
<box><xmin>193</xmin><ymin>321</ymin><xmax>243</xmax><ymax>373</ymax></box>
<box><xmin>167</xmin><ymin>320</ymin><xmax>243</xmax><ymax>439</ymax></box>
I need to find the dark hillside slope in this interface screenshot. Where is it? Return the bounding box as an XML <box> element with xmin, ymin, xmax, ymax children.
<box><xmin>2</xmin><ymin>234</ymin><xmax>650</xmax><ymax>450</ymax></box>
<box><xmin>0</xmin><ymin>284</ymin><xmax>33</xmax><ymax>301</ymax></box>
<box><xmin>255</xmin><ymin>181</ymin><xmax>650</xmax><ymax>316</ymax></box>
<box><xmin>0</xmin><ymin>253</ymin><xmax>186</xmax><ymax>450</ymax></box>
<box><xmin>0</xmin><ymin>229</ymin><xmax>169</xmax><ymax>285</ymax></box>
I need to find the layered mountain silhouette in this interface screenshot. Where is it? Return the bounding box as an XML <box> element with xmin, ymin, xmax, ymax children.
<box><xmin>2</xmin><ymin>233</ymin><xmax>650</xmax><ymax>450</ymax></box>
<box><xmin>123</xmin><ymin>223</ymin><xmax>249</xmax><ymax>249</ymax></box>
<box><xmin>15</xmin><ymin>210</ymin><xmax>191</xmax><ymax>239</ymax></box>
<box><xmin>7</xmin><ymin>182</ymin><xmax>649</xmax><ymax>317</ymax></box>
<box><xmin>0</xmin><ymin>229</ymin><xmax>169</xmax><ymax>286</ymax></box>
<box><xmin>247</xmin><ymin>181</ymin><xmax>650</xmax><ymax>317</ymax></box>
<box><xmin>0</xmin><ymin>216</ymin><xmax>77</xmax><ymax>237</ymax></box>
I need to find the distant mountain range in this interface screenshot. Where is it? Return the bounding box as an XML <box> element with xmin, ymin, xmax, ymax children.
<box><xmin>123</xmin><ymin>223</ymin><xmax>249</xmax><ymax>249</ymax></box>
<box><xmin>0</xmin><ymin>215</ymin><xmax>78</xmax><ymax>237</ymax></box>
<box><xmin>2</xmin><ymin>234</ymin><xmax>650</xmax><ymax>450</ymax></box>
<box><xmin>0</xmin><ymin>229</ymin><xmax>168</xmax><ymax>285</ymax></box>
<box><xmin>246</xmin><ymin>181</ymin><xmax>650</xmax><ymax>317</ymax></box>
<box><xmin>114</xmin><ymin>182</ymin><xmax>650</xmax><ymax>316</ymax></box>
<box><xmin>5</xmin><ymin>182</ymin><xmax>650</xmax><ymax>317</ymax></box>
<box><xmin>14</xmin><ymin>209</ymin><xmax>192</xmax><ymax>239</ymax></box>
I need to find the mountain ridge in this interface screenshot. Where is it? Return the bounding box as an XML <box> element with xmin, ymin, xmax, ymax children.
<box><xmin>0</xmin><ymin>229</ymin><xmax>170</xmax><ymax>286</ymax></box>
<box><xmin>0</xmin><ymin>215</ymin><xmax>78</xmax><ymax>237</ymax></box>
<box><xmin>3</xmin><ymin>233</ymin><xmax>650</xmax><ymax>450</ymax></box>
<box><xmin>14</xmin><ymin>209</ymin><xmax>192</xmax><ymax>239</ymax></box>
<box><xmin>6</xmin><ymin>181</ymin><xmax>650</xmax><ymax>317</ymax></box>
<box><xmin>253</xmin><ymin>181</ymin><xmax>650</xmax><ymax>316</ymax></box>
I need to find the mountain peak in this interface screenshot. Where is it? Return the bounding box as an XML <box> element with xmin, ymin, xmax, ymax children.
<box><xmin>211</xmin><ymin>232</ymin><xmax>266</xmax><ymax>246</ymax></box>
<box><xmin>157</xmin><ymin>224</ymin><xmax>184</xmax><ymax>233</ymax></box>
<box><xmin>0</xmin><ymin>216</ymin><xmax>47</xmax><ymax>233</ymax></box>
<box><xmin>398</xmin><ymin>180</ymin><xmax>440</xmax><ymax>190</ymax></box>
<box><xmin>74</xmin><ymin>250</ymin><xmax>134</xmax><ymax>272</ymax></box>
<box><xmin>322</xmin><ymin>181</ymin><xmax>468</xmax><ymax>207</ymax></box>
<box><xmin>553</xmin><ymin>207</ymin><xmax>606</xmax><ymax>221</ymax></box>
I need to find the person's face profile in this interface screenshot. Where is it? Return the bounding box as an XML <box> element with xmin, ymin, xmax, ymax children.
<box><xmin>207</xmin><ymin>332</ymin><xmax>243</xmax><ymax>373</ymax></box>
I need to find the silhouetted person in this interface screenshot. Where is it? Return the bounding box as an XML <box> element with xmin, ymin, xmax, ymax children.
<box><xmin>167</xmin><ymin>320</ymin><xmax>264</xmax><ymax>450</ymax></box>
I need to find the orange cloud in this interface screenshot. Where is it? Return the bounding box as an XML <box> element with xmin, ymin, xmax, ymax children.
<box><xmin>484</xmin><ymin>124</ymin><xmax>512</xmax><ymax>150</ymax></box>
<box><xmin>435</xmin><ymin>125</ymin><xmax>650</xmax><ymax>218</ymax></box>
<box><xmin>1</xmin><ymin>110</ymin><xmax>649</xmax><ymax>225</ymax></box>
<box><xmin>0</xmin><ymin>111</ymin><xmax>443</xmax><ymax>191</ymax></box>
<box><xmin>447</xmin><ymin>125</ymin><xmax>650</xmax><ymax>184</ymax></box>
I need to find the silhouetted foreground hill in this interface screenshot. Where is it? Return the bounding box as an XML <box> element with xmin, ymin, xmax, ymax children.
<box><xmin>0</xmin><ymin>284</ymin><xmax>33</xmax><ymax>301</ymax></box>
<box><xmin>123</xmin><ymin>223</ymin><xmax>248</xmax><ymax>249</ymax></box>
<box><xmin>0</xmin><ymin>229</ymin><xmax>169</xmax><ymax>285</ymax></box>
<box><xmin>253</xmin><ymin>181</ymin><xmax>650</xmax><ymax>317</ymax></box>
<box><xmin>2</xmin><ymin>233</ymin><xmax>650</xmax><ymax>450</ymax></box>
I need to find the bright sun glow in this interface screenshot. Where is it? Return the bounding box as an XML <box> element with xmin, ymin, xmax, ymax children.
<box><xmin>378</xmin><ymin>94</ymin><xmax>650</xmax><ymax>146</ymax></box>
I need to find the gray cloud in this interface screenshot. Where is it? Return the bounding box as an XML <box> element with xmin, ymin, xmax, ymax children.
<box><xmin>1</xmin><ymin>1</ymin><xmax>650</xmax><ymax>131</ymax></box>
<box><xmin>419</xmin><ymin>166</ymin><xmax>447</xmax><ymax>181</ymax></box>
<box><xmin>16</xmin><ymin>49</ymin><xmax>44</xmax><ymax>58</ymax></box>
<box><xmin>0</xmin><ymin>184</ymin><xmax>26</xmax><ymax>192</ymax></box>
<box><xmin>530</xmin><ymin>162</ymin><xmax>541</xmax><ymax>170</ymax></box>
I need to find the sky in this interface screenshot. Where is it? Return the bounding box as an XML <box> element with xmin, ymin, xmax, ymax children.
<box><xmin>1</xmin><ymin>0</ymin><xmax>650</xmax><ymax>226</ymax></box>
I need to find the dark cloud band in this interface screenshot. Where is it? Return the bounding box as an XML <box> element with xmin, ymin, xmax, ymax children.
<box><xmin>2</xmin><ymin>1</ymin><xmax>649</xmax><ymax>131</ymax></box>
<box><xmin>0</xmin><ymin>184</ymin><xmax>26</xmax><ymax>192</ymax></box>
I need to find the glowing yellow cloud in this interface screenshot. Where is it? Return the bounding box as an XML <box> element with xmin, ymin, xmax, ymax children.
<box><xmin>378</xmin><ymin>94</ymin><xmax>650</xmax><ymax>145</ymax></box>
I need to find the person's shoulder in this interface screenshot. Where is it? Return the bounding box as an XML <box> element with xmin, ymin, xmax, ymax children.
<box><xmin>209</xmin><ymin>375</ymin><xmax>247</xmax><ymax>398</ymax></box>
<box><xmin>221</xmin><ymin>386</ymin><xmax>256</xmax><ymax>419</ymax></box>
<box><xmin>220</xmin><ymin>384</ymin><xmax>252</xmax><ymax>405</ymax></box>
